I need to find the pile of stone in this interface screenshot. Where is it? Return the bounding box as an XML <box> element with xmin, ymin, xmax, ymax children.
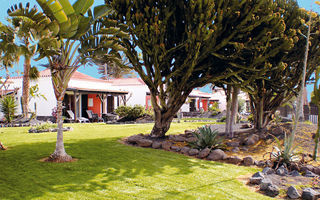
<box><xmin>28</xmin><ymin>127</ymin><xmax>73</xmax><ymax>133</ymax></box>
<box><xmin>126</xmin><ymin>132</ymin><xmax>257</xmax><ymax>166</ymax></box>
<box><xmin>250</xmin><ymin>166</ymin><xmax>320</xmax><ymax>199</ymax></box>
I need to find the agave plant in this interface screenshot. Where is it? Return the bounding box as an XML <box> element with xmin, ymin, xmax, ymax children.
<box><xmin>266</xmin><ymin>133</ymin><xmax>299</xmax><ymax>168</ymax></box>
<box><xmin>189</xmin><ymin>126</ymin><xmax>224</xmax><ymax>150</ymax></box>
<box><xmin>0</xmin><ymin>95</ymin><xmax>17</xmax><ymax>123</ymax></box>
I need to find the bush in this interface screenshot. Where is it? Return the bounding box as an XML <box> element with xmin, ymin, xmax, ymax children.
<box><xmin>115</xmin><ymin>105</ymin><xmax>145</xmax><ymax>121</ymax></box>
<box><xmin>189</xmin><ymin>126</ymin><xmax>224</xmax><ymax>150</ymax></box>
<box><xmin>209</xmin><ymin>102</ymin><xmax>220</xmax><ymax>116</ymax></box>
<box><xmin>34</xmin><ymin>123</ymin><xmax>57</xmax><ymax>132</ymax></box>
<box><xmin>0</xmin><ymin>95</ymin><xmax>17</xmax><ymax>123</ymax></box>
<box><xmin>247</xmin><ymin>114</ymin><xmax>254</xmax><ymax>123</ymax></box>
<box><xmin>115</xmin><ymin>106</ymin><xmax>132</xmax><ymax>118</ymax></box>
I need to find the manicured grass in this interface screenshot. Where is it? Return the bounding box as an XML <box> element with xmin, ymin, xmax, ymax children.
<box><xmin>0</xmin><ymin>122</ymin><xmax>271</xmax><ymax>200</ymax></box>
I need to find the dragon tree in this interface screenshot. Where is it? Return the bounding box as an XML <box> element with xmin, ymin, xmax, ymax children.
<box><xmin>106</xmin><ymin>0</ymin><xmax>292</xmax><ymax>137</ymax></box>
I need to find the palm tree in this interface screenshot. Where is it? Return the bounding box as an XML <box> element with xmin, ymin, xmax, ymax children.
<box><xmin>0</xmin><ymin>22</ymin><xmax>20</xmax><ymax>150</ymax></box>
<box><xmin>7</xmin><ymin>3</ymin><xmax>52</xmax><ymax>118</ymax></box>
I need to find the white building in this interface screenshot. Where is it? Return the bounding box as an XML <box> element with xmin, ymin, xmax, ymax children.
<box><xmin>5</xmin><ymin>69</ymin><xmax>244</xmax><ymax>120</ymax></box>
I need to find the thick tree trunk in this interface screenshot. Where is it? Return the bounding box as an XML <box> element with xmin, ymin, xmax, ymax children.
<box><xmin>229</xmin><ymin>87</ymin><xmax>239</xmax><ymax>138</ymax></box>
<box><xmin>22</xmin><ymin>56</ymin><xmax>31</xmax><ymax>118</ymax></box>
<box><xmin>48</xmin><ymin>100</ymin><xmax>72</xmax><ymax>162</ymax></box>
<box><xmin>151</xmin><ymin>114</ymin><xmax>173</xmax><ymax>138</ymax></box>
<box><xmin>225</xmin><ymin>85</ymin><xmax>232</xmax><ymax>136</ymax></box>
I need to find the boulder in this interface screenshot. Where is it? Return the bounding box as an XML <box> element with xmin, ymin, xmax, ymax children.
<box><xmin>250</xmin><ymin>177</ymin><xmax>264</xmax><ymax>185</ymax></box>
<box><xmin>302</xmin><ymin>188</ymin><xmax>320</xmax><ymax>200</ymax></box>
<box><xmin>198</xmin><ymin>148</ymin><xmax>211</xmax><ymax>158</ymax></box>
<box><xmin>287</xmin><ymin>186</ymin><xmax>301</xmax><ymax>199</ymax></box>
<box><xmin>231</xmin><ymin>147</ymin><xmax>240</xmax><ymax>153</ymax></box>
<box><xmin>136</xmin><ymin>139</ymin><xmax>153</xmax><ymax>147</ymax></box>
<box><xmin>181</xmin><ymin>147</ymin><xmax>190</xmax><ymax>154</ymax></box>
<box><xmin>169</xmin><ymin>135</ymin><xmax>186</xmax><ymax>142</ymax></box>
<box><xmin>252</xmin><ymin>172</ymin><xmax>265</xmax><ymax>178</ymax></box>
<box><xmin>276</xmin><ymin>165</ymin><xmax>288</xmax><ymax>176</ymax></box>
<box><xmin>207</xmin><ymin>149</ymin><xmax>227</xmax><ymax>161</ymax></box>
<box><xmin>289</xmin><ymin>170</ymin><xmax>301</xmax><ymax>177</ymax></box>
<box><xmin>188</xmin><ymin>148</ymin><xmax>199</xmax><ymax>156</ymax></box>
<box><xmin>272</xmin><ymin>127</ymin><xmax>284</xmax><ymax>136</ymax></box>
<box><xmin>127</xmin><ymin>135</ymin><xmax>143</xmax><ymax>143</ymax></box>
<box><xmin>152</xmin><ymin>141</ymin><xmax>162</xmax><ymax>149</ymax></box>
<box><xmin>243</xmin><ymin>156</ymin><xmax>254</xmax><ymax>166</ymax></box>
<box><xmin>244</xmin><ymin>134</ymin><xmax>259</xmax><ymax>146</ymax></box>
<box><xmin>162</xmin><ymin>141</ymin><xmax>173</xmax><ymax>151</ymax></box>
<box><xmin>290</xmin><ymin>162</ymin><xmax>300</xmax><ymax>171</ymax></box>
<box><xmin>262</xmin><ymin>167</ymin><xmax>275</xmax><ymax>175</ymax></box>
<box><xmin>304</xmin><ymin>170</ymin><xmax>318</xmax><ymax>178</ymax></box>
<box><xmin>226</xmin><ymin>156</ymin><xmax>242</xmax><ymax>165</ymax></box>
<box><xmin>256</xmin><ymin>161</ymin><xmax>266</xmax><ymax>168</ymax></box>
<box><xmin>185</xmin><ymin>137</ymin><xmax>197</xmax><ymax>143</ymax></box>
<box><xmin>260</xmin><ymin>178</ymin><xmax>272</xmax><ymax>191</ymax></box>
<box><xmin>301</xmin><ymin>165</ymin><xmax>314</xmax><ymax>173</ymax></box>
<box><xmin>313</xmin><ymin>167</ymin><xmax>320</xmax><ymax>175</ymax></box>
<box><xmin>265</xmin><ymin>185</ymin><xmax>280</xmax><ymax>197</ymax></box>
<box><xmin>171</xmin><ymin>146</ymin><xmax>181</xmax><ymax>152</ymax></box>
<box><xmin>226</xmin><ymin>142</ymin><xmax>240</xmax><ymax>147</ymax></box>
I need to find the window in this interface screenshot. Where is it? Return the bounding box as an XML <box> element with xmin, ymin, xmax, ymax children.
<box><xmin>88</xmin><ymin>98</ymin><xmax>93</xmax><ymax>107</ymax></box>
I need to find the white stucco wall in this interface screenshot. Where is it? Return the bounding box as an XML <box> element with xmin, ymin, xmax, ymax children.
<box><xmin>114</xmin><ymin>85</ymin><xmax>149</xmax><ymax>107</ymax></box>
<box><xmin>8</xmin><ymin>77</ymin><xmax>56</xmax><ymax>116</ymax></box>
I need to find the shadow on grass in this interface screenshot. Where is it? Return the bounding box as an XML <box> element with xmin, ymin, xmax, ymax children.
<box><xmin>0</xmin><ymin>137</ymin><xmax>223</xmax><ymax>199</ymax></box>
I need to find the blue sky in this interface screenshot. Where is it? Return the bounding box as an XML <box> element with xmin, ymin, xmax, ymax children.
<box><xmin>0</xmin><ymin>0</ymin><xmax>317</xmax><ymax>98</ymax></box>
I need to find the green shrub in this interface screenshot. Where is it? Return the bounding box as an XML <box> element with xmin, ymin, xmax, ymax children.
<box><xmin>189</xmin><ymin>126</ymin><xmax>224</xmax><ymax>150</ymax></box>
<box><xmin>247</xmin><ymin>114</ymin><xmax>254</xmax><ymax>123</ymax></box>
<box><xmin>209</xmin><ymin>102</ymin><xmax>220</xmax><ymax>116</ymax></box>
<box><xmin>34</xmin><ymin>123</ymin><xmax>57</xmax><ymax>131</ymax></box>
<box><xmin>115</xmin><ymin>106</ymin><xmax>132</xmax><ymax>118</ymax></box>
<box><xmin>219</xmin><ymin>116</ymin><xmax>226</xmax><ymax>122</ymax></box>
<box><xmin>0</xmin><ymin>95</ymin><xmax>17</xmax><ymax>123</ymax></box>
<box><xmin>128</xmin><ymin>105</ymin><xmax>145</xmax><ymax>119</ymax></box>
<box><xmin>115</xmin><ymin>105</ymin><xmax>145</xmax><ymax>120</ymax></box>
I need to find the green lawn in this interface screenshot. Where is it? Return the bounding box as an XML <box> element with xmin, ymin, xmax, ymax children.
<box><xmin>0</xmin><ymin>122</ymin><xmax>271</xmax><ymax>200</ymax></box>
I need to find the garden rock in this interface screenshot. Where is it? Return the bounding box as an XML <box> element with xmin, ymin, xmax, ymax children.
<box><xmin>265</xmin><ymin>184</ymin><xmax>280</xmax><ymax>197</ymax></box>
<box><xmin>290</xmin><ymin>162</ymin><xmax>300</xmax><ymax>171</ymax></box>
<box><xmin>198</xmin><ymin>148</ymin><xmax>211</xmax><ymax>158</ymax></box>
<box><xmin>260</xmin><ymin>178</ymin><xmax>272</xmax><ymax>191</ymax></box>
<box><xmin>152</xmin><ymin>141</ymin><xmax>162</xmax><ymax>149</ymax></box>
<box><xmin>302</xmin><ymin>188</ymin><xmax>320</xmax><ymax>200</ymax></box>
<box><xmin>231</xmin><ymin>147</ymin><xmax>240</xmax><ymax>153</ymax></box>
<box><xmin>136</xmin><ymin>139</ymin><xmax>153</xmax><ymax>147</ymax></box>
<box><xmin>181</xmin><ymin>147</ymin><xmax>190</xmax><ymax>154</ymax></box>
<box><xmin>162</xmin><ymin>141</ymin><xmax>173</xmax><ymax>151</ymax></box>
<box><xmin>250</xmin><ymin>177</ymin><xmax>264</xmax><ymax>185</ymax></box>
<box><xmin>256</xmin><ymin>161</ymin><xmax>266</xmax><ymax>168</ymax></box>
<box><xmin>169</xmin><ymin>135</ymin><xmax>185</xmax><ymax>142</ymax></box>
<box><xmin>127</xmin><ymin>135</ymin><xmax>143</xmax><ymax>143</ymax></box>
<box><xmin>313</xmin><ymin>167</ymin><xmax>320</xmax><ymax>175</ymax></box>
<box><xmin>185</xmin><ymin>137</ymin><xmax>197</xmax><ymax>143</ymax></box>
<box><xmin>304</xmin><ymin>170</ymin><xmax>318</xmax><ymax>178</ymax></box>
<box><xmin>243</xmin><ymin>156</ymin><xmax>254</xmax><ymax>166</ymax></box>
<box><xmin>171</xmin><ymin>146</ymin><xmax>181</xmax><ymax>152</ymax></box>
<box><xmin>289</xmin><ymin>170</ymin><xmax>301</xmax><ymax>177</ymax></box>
<box><xmin>188</xmin><ymin>148</ymin><xmax>199</xmax><ymax>156</ymax></box>
<box><xmin>272</xmin><ymin>127</ymin><xmax>284</xmax><ymax>136</ymax></box>
<box><xmin>226</xmin><ymin>141</ymin><xmax>239</xmax><ymax>147</ymax></box>
<box><xmin>276</xmin><ymin>165</ymin><xmax>288</xmax><ymax>176</ymax></box>
<box><xmin>301</xmin><ymin>165</ymin><xmax>314</xmax><ymax>173</ymax></box>
<box><xmin>252</xmin><ymin>172</ymin><xmax>265</xmax><ymax>178</ymax></box>
<box><xmin>262</xmin><ymin>167</ymin><xmax>275</xmax><ymax>175</ymax></box>
<box><xmin>226</xmin><ymin>156</ymin><xmax>242</xmax><ymax>165</ymax></box>
<box><xmin>207</xmin><ymin>149</ymin><xmax>227</xmax><ymax>161</ymax></box>
<box><xmin>244</xmin><ymin>134</ymin><xmax>259</xmax><ymax>146</ymax></box>
<box><xmin>287</xmin><ymin>186</ymin><xmax>301</xmax><ymax>199</ymax></box>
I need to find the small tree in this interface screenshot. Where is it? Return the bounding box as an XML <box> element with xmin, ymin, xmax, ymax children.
<box><xmin>0</xmin><ymin>95</ymin><xmax>17</xmax><ymax>123</ymax></box>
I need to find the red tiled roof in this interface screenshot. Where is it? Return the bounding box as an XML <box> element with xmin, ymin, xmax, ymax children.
<box><xmin>40</xmin><ymin>69</ymin><xmax>108</xmax><ymax>83</ymax></box>
<box><xmin>67</xmin><ymin>87</ymin><xmax>128</xmax><ymax>94</ymax></box>
<box><xmin>110</xmin><ymin>78</ymin><xmax>146</xmax><ymax>86</ymax></box>
<box><xmin>189</xmin><ymin>90</ymin><xmax>212</xmax><ymax>98</ymax></box>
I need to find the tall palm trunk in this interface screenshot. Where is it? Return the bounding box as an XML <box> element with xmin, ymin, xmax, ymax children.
<box><xmin>48</xmin><ymin>100</ymin><xmax>72</xmax><ymax>162</ymax></box>
<box><xmin>22</xmin><ymin>56</ymin><xmax>31</xmax><ymax>118</ymax></box>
